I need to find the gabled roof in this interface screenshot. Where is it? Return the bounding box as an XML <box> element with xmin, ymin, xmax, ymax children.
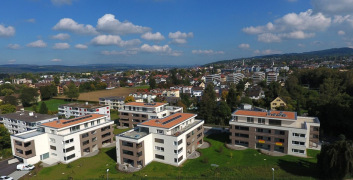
<box><xmin>140</xmin><ymin>113</ymin><xmax>196</xmax><ymax>129</ymax></box>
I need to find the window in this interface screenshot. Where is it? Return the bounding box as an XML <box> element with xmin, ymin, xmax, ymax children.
<box><xmin>83</xmin><ymin>140</ymin><xmax>89</xmax><ymax>146</ymax></box>
<box><xmin>157</xmin><ymin>129</ymin><xmax>164</xmax><ymax>134</ymax></box>
<box><xmin>70</xmin><ymin>125</ymin><xmax>80</xmax><ymax>132</ymax></box>
<box><xmin>235</xmin><ymin>116</ymin><xmax>238</xmax><ymax>121</ymax></box>
<box><xmin>92</xmin><ymin>137</ymin><xmax>97</xmax><ymax>142</ymax></box>
<box><xmin>82</xmin><ymin>133</ymin><xmax>89</xmax><ymax>138</ymax></box>
<box><xmin>155</xmin><ymin>138</ymin><xmax>164</xmax><ymax>144</ymax></box>
<box><xmin>174</xmin><ymin>139</ymin><xmax>183</xmax><ymax>146</ymax></box>
<box><xmin>275</xmin><ymin>130</ymin><xmax>285</xmax><ymax>135</ymax></box>
<box><xmin>25</xmin><ymin>150</ymin><xmax>32</xmax><ymax>155</ymax></box>
<box><xmin>64</xmin><ymin>146</ymin><xmax>75</xmax><ymax>153</ymax></box>
<box><xmin>235</xmin><ymin>133</ymin><xmax>249</xmax><ymax>138</ymax></box>
<box><xmin>269</xmin><ymin>119</ymin><xmax>281</xmax><ymax>126</ymax></box>
<box><xmin>234</xmin><ymin>140</ymin><xmax>249</xmax><ymax>147</ymax></box>
<box><xmin>15</xmin><ymin>140</ymin><xmax>22</xmax><ymax>146</ymax></box>
<box><xmin>91</xmin><ymin>121</ymin><xmax>95</xmax><ymax>126</ymax></box>
<box><xmin>24</xmin><ymin>142</ymin><xmax>31</xmax><ymax>147</ymax></box>
<box><xmin>91</xmin><ymin>130</ymin><xmax>97</xmax><ymax>135</ymax></box>
<box><xmin>235</xmin><ymin>126</ymin><xmax>249</xmax><ymax>131</ymax></box>
<box><xmin>97</xmin><ymin>120</ymin><xmax>101</xmax><ymax>124</ymax></box>
<box><xmin>50</xmin><ymin>138</ymin><xmax>56</xmax><ymax>143</ymax></box>
<box><xmin>51</xmin><ymin>153</ymin><xmax>57</xmax><ymax>156</ymax></box>
<box><xmin>123</xmin><ymin>150</ymin><xmax>134</xmax><ymax>156</ymax></box>
<box><xmin>174</xmin><ymin>147</ymin><xmax>183</xmax><ymax>154</ymax></box>
<box><xmin>292</xmin><ymin>141</ymin><xmax>305</xmax><ymax>146</ymax></box>
<box><xmin>84</xmin><ymin>123</ymin><xmax>88</xmax><ymax>128</ymax></box>
<box><xmin>64</xmin><ymin>153</ymin><xmax>75</xmax><ymax>161</ymax></box>
<box><xmin>293</xmin><ymin>133</ymin><xmax>305</xmax><ymax>138</ymax></box>
<box><xmin>275</xmin><ymin>138</ymin><xmax>285</xmax><ymax>143</ymax></box>
<box><xmin>155</xmin><ymin>154</ymin><xmax>164</xmax><ymax>160</ymax></box>
<box><xmin>292</xmin><ymin>149</ymin><xmax>305</xmax><ymax>154</ymax></box>
<box><xmin>247</xmin><ymin>117</ymin><xmax>254</xmax><ymax>123</ymax></box>
<box><xmin>122</xmin><ymin>141</ymin><xmax>134</xmax><ymax>147</ymax></box>
<box><xmin>50</xmin><ymin>145</ymin><xmax>56</xmax><ymax>150</ymax></box>
<box><xmin>64</xmin><ymin>138</ymin><xmax>74</xmax><ymax>144</ymax></box>
<box><xmin>313</xmin><ymin>127</ymin><xmax>319</xmax><ymax>131</ymax></box>
<box><xmin>175</xmin><ymin>155</ymin><xmax>184</xmax><ymax>163</ymax></box>
<box><xmin>155</xmin><ymin>146</ymin><xmax>164</xmax><ymax>152</ymax></box>
<box><xmin>16</xmin><ymin>148</ymin><xmax>23</xmax><ymax>154</ymax></box>
<box><xmin>258</xmin><ymin>118</ymin><xmax>265</xmax><ymax>124</ymax></box>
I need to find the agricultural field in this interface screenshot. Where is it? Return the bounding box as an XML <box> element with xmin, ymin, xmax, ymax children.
<box><xmin>56</xmin><ymin>87</ymin><xmax>138</xmax><ymax>102</ymax></box>
<box><xmin>24</xmin><ymin>99</ymin><xmax>71</xmax><ymax>112</ymax></box>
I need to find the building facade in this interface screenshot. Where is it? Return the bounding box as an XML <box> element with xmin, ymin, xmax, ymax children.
<box><xmin>270</xmin><ymin>97</ymin><xmax>287</xmax><ymax>110</ymax></box>
<box><xmin>119</xmin><ymin>102</ymin><xmax>183</xmax><ymax>128</ymax></box>
<box><xmin>116</xmin><ymin>113</ymin><xmax>204</xmax><ymax>168</ymax></box>
<box><xmin>99</xmin><ymin>96</ymin><xmax>125</xmax><ymax>110</ymax></box>
<box><xmin>58</xmin><ymin>103</ymin><xmax>111</xmax><ymax>120</ymax></box>
<box><xmin>226</xmin><ymin>73</ymin><xmax>245</xmax><ymax>85</ymax></box>
<box><xmin>229</xmin><ymin>110</ymin><xmax>320</xmax><ymax>156</ymax></box>
<box><xmin>266</xmin><ymin>72</ymin><xmax>279</xmax><ymax>85</ymax></box>
<box><xmin>0</xmin><ymin>111</ymin><xmax>58</xmax><ymax>134</ymax></box>
<box><xmin>10</xmin><ymin>114</ymin><xmax>114</xmax><ymax>165</ymax></box>
<box><xmin>252</xmin><ymin>72</ymin><xmax>266</xmax><ymax>84</ymax></box>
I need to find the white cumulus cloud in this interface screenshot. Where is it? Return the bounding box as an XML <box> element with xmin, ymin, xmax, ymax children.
<box><xmin>53</xmin><ymin>18</ymin><xmax>97</xmax><ymax>35</ymax></box>
<box><xmin>312</xmin><ymin>0</ymin><xmax>353</xmax><ymax>14</ymax></box>
<box><xmin>338</xmin><ymin>30</ymin><xmax>346</xmax><ymax>35</ymax></box>
<box><xmin>53</xmin><ymin>43</ymin><xmax>70</xmax><ymax>49</ymax></box>
<box><xmin>254</xmin><ymin>49</ymin><xmax>282</xmax><ymax>55</ymax></box>
<box><xmin>140</xmin><ymin>44</ymin><xmax>182</xmax><ymax>56</ymax></box>
<box><xmin>96</xmin><ymin>14</ymin><xmax>150</xmax><ymax>35</ymax></box>
<box><xmin>101</xmin><ymin>49</ymin><xmax>138</xmax><ymax>56</ymax></box>
<box><xmin>191</xmin><ymin>50</ymin><xmax>224</xmax><ymax>55</ymax></box>
<box><xmin>7</xmin><ymin>44</ymin><xmax>20</xmax><ymax>49</ymax></box>
<box><xmin>75</xmin><ymin>44</ymin><xmax>88</xmax><ymax>49</ymax></box>
<box><xmin>141</xmin><ymin>32</ymin><xmax>165</xmax><ymax>41</ymax></box>
<box><xmin>8</xmin><ymin>59</ymin><xmax>16</xmax><ymax>64</ymax></box>
<box><xmin>27</xmin><ymin>40</ymin><xmax>47</xmax><ymax>48</ymax></box>
<box><xmin>91</xmin><ymin>35</ymin><xmax>141</xmax><ymax>47</ymax></box>
<box><xmin>51</xmin><ymin>33</ymin><xmax>70</xmax><ymax>40</ymax></box>
<box><xmin>168</xmin><ymin>31</ymin><xmax>193</xmax><ymax>44</ymax></box>
<box><xmin>0</xmin><ymin>24</ymin><xmax>15</xmax><ymax>37</ymax></box>
<box><xmin>238</xmin><ymin>43</ymin><xmax>250</xmax><ymax>49</ymax></box>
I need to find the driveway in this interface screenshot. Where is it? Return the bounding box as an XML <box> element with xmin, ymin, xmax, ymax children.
<box><xmin>0</xmin><ymin>159</ymin><xmax>19</xmax><ymax>176</ymax></box>
<box><xmin>8</xmin><ymin>170</ymin><xmax>30</xmax><ymax>180</ymax></box>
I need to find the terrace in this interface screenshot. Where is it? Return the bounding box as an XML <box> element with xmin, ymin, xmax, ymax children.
<box><xmin>173</xmin><ymin>120</ymin><xmax>203</xmax><ymax>137</ymax></box>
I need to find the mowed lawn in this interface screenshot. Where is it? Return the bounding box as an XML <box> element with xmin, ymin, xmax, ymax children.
<box><xmin>24</xmin><ymin>133</ymin><xmax>320</xmax><ymax>180</ymax></box>
<box><xmin>55</xmin><ymin>87</ymin><xmax>141</xmax><ymax>102</ymax></box>
<box><xmin>24</xmin><ymin>99</ymin><xmax>71</xmax><ymax>112</ymax></box>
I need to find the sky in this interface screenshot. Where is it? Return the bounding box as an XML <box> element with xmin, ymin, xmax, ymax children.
<box><xmin>1</xmin><ymin>0</ymin><xmax>353</xmax><ymax>66</ymax></box>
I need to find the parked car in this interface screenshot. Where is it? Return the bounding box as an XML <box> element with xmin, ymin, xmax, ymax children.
<box><xmin>0</xmin><ymin>176</ymin><xmax>14</xmax><ymax>180</ymax></box>
<box><xmin>16</xmin><ymin>164</ymin><xmax>34</xmax><ymax>171</ymax></box>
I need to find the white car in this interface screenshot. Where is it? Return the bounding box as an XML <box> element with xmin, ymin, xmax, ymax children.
<box><xmin>16</xmin><ymin>164</ymin><xmax>35</xmax><ymax>171</ymax></box>
<box><xmin>0</xmin><ymin>176</ymin><xmax>14</xmax><ymax>180</ymax></box>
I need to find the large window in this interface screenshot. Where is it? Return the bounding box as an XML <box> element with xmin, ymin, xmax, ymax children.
<box><xmin>155</xmin><ymin>146</ymin><xmax>164</xmax><ymax>152</ymax></box>
<box><xmin>235</xmin><ymin>133</ymin><xmax>249</xmax><ymax>138</ymax></box>
<box><xmin>50</xmin><ymin>145</ymin><xmax>56</xmax><ymax>150</ymax></box>
<box><xmin>157</xmin><ymin>129</ymin><xmax>164</xmax><ymax>134</ymax></box>
<box><xmin>123</xmin><ymin>150</ymin><xmax>134</xmax><ymax>156</ymax></box>
<box><xmin>64</xmin><ymin>146</ymin><xmax>75</xmax><ymax>153</ymax></box>
<box><xmin>235</xmin><ymin>126</ymin><xmax>249</xmax><ymax>131</ymax></box>
<box><xmin>70</xmin><ymin>125</ymin><xmax>80</xmax><ymax>132</ymax></box>
<box><xmin>247</xmin><ymin>117</ymin><xmax>254</xmax><ymax>123</ymax></box>
<box><xmin>122</xmin><ymin>141</ymin><xmax>134</xmax><ymax>147</ymax></box>
<box><xmin>64</xmin><ymin>138</ymin><xmax>74</xmax><ymax>144</ymax></box>
<box><xmin>155</xmin><ymin>138</ymin><xmax>164</xmax><ymax>144</ymax></box>
<box><xmin>65</xmin><ymin>153</ymin><xmax>75</xmax><ymax>161</ymax></box>
<box><xmin>269</xmin><ymin>119</ymin><xmax>281</xmax><ymax>126</ymax></box>
<box><xmin>155</xmin><ymin>154</ymin><xmax>164</xmax><ymax>160</ymax></box>
<box><xmin>258</xmin><ymin>118</ymin><xmax>265</xmax><ymax>124</ymax></box>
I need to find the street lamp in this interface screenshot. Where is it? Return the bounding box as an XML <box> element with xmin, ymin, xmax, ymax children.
<box><xmin>272</xmin><ymin>168</ymin><xmax>275</xmax><ymax>180</ymax></box>
<box><xmin>106</xmin><ymin>169</ymin><xmax>109</xmax><ymax>180</ymax></box>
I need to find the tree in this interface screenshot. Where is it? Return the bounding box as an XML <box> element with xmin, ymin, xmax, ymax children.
<box><xmin>236</xmin><ymin>80</ymin><xmax>245</xmax><ymax>94</ymax></box>
<box><xmin>1</xmin><ymin>88</ymin><xmax>14</xmax><ymax>96</ymax></box>
<box><xmin>3</xmin><ymin>95</ymin><xmax>17</xmax><ymax>106</ymax></box>
<box><xmin>54</xmin><ymin>76</ymin><xmax>60</xmax><ymax>85</ymax></box>
<box><xmin>177</xmin><ymin>101</ymin><xmax>187</xmax><ymax>112</ymax></box>
<box><xmin>0</xmin><ymin>104</ymin><xmax>16</xmax><ymax>114</ymax></box>
<box><xmin>214</xmin><ymin>101</ymin><xmax>231</xmax><ymax>125</ymax></box>
<box><xmin>317</xmin><ymin>136</ymin><xmax>353</xmax><ymax>180</ymax></box>
<box><xmin>40</xmin><ymin>84</ymin><xmax>57</xmax><ymax>100</ymax></box>
<box><xmin>64</xmin><ymin>82</ymin><xmax>79</xmax><ymax>101</ymax></box>
<box><xmin>39</xmin><ymin>102</ymin><xmax>49</xmax><ymax>114</ymax></box>
<box><xmin>149</xmin><ymin>77</ymin><xmax>156</xmax><ymax>89</ymax></box>
<box><xmin>0</xmin><ymin>124</ymin><xmax>11</xmax><ymax>150</ymax></box>
<box><xmin>19</xmin><ymin>87</ymin><xmax>39</xmax><ymax>107</ymax></box>
<box><xmin>221</xmin><ymin>91</ymin><xmax>228</xmax><ymax>101</ymax></box>
<box><xmin>226</xmin><ymin>87</ymin><xmax>237</xmax><ymax>111</ymax></box>
<box><xmin>124</xmin><ymin>96</ymin><xmax>135</xmax><ymax>103</ymax></box>
<box><xmin>198</xmin><ymin>83</ymin><xmax>217</xmax><ymax>124</ymax></box>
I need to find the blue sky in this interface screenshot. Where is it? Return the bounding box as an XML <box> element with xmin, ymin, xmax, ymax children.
<box><xmin>1</xmin><ymin>0</ymin><xmax>353</xmax><ymax>65</ymax></box>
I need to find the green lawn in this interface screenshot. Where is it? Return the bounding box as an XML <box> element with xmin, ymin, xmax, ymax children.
<box><xmin>113</xmin><ymin>127</ymin><xmax>131</xmax><ymax>135</ymax></box>
<box><xmin>25</xmin><ymin>133</ymin><xmax>320</xmax><ymax>180</ymax></box>
<box><xmin>132</xmin><ymin>85</ymin><xmax>149</xmax><ymax>89</ymax></box>
<box><xmin>24</xmin><ymin>99</ymin><xmax>71</xmax><ymax>112</ymax></box>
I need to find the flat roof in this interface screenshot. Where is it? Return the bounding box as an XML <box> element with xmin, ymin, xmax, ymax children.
<box><xmin>0</xmin><ymin>111</ymin><xmax>57</xmax><ymax>123</ymax></box>
<box><xmin>125</xmin><ymin>102</ymin><xmax>167</xmax><ymax>108</ymax></box>
<box><xmin>61</xmin><ymin>103</ymin><xmax>107</xmax><ymax>109</ymax></box>
<box><xmin>234</xmin><ymin>110</ymin><xmax>296</xmax><ymax>120</ymax></box>
<box><xmin>41</xmin><ymin>114</ymin><xmax>105</xmax><ymax>129</ymax></box>
<box><xmin>141</xmin><ymin>113</ymin><xmax>196</xmax><ymax>128</ymax></box>
<box><xmin>15</xmin><ymin>131</ymin><xmax>45</xmax><ymax>139</ymax></box>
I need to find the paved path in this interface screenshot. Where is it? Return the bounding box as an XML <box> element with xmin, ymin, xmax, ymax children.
<box><xmin>8</xmin><ymin>170</ymin><xmax>29</xmax><ymax>180</ymax></box>
<box><xmin>0</xmin><ymin>160</ymin><xmax>19</xmax><ymax>176</ymax></box>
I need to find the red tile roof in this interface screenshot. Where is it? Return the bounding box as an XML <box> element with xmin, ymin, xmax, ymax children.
<box><xmin>234</xmin><ymin>110</ymin><xmax>296</xmax><ymax>120</ymax></box>
<box><xmin>125</xmin><ymin>102</ymin><xmax>167</xmax><ymax>107</ymax></box>
<box><xmin>141</xmin><ymin>113</ymin><xmax>196</xmax><ymax>128</ymax></box>
<box><xmin>42</xmin><ymin>114</ymin><xmax>105</xmax><ymax>129</ymax></box>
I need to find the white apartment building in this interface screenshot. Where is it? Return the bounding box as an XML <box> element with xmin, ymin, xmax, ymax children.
<box><xmin>252</xmin><ymin>72</ymin><xmax>266</xmax><ymax>84</ymax></box>
<box><xmin>227</xmin><ymin>73</ymin><xmax>245</xmax><ymax>85</ymax></box>
<box><xmin>266</xmin><ymin>72</ymin><xmax>279</xmax><ymax>85</ymax></box>
<box><xmin>99</xmin><ymin>96</ymin><xmax>125</xmax><ymax>110</ymax></box>
<box><xmin>0</xmin><ymin>111</ymin><xmax>58</xmax><ymax>134</ymax></box>
<box><xmin>58</xmin><ymin>103</ymin><xmax>111</xmax><ymax>120</ymax></box>
<box><xmin>205</xmin><ymin>74</ymin><xmax>221</xmax><ymax>86</ymax></box>
<box><xmin>119</xmin><ymin>102</ymin><xmax>183</xmax><ymax>128</ymax></box>
<box><xmin>116</xmin><ymin>113</ymin><xmax>204</xmax><ymax>168</ymax></box>
<box><xmin>10</xmin><ymin>114</ymin><xmax>114</xmax><ymax>165</ymax></box>
<box><xmin>229</xmin><ymin>110</ymin><xmax>320</xmax><ymax>157</ymax></box>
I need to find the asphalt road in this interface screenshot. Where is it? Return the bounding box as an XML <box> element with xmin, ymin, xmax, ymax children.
<box><xmin>0</xmin><ymin>160</ymin><xmax>19</xmax><ymax>176</ymax></box>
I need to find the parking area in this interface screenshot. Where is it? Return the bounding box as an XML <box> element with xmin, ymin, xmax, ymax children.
<box><xmin>0</xmin><ymin>160</ymin><xmax>19</xmax><ymax>176</ymax></box>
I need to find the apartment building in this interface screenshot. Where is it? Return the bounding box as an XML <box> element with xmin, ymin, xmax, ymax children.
<box><xmin>252</xmin><ymin>72</ymin><xmax>266</xmax><ymax>84</ymax></box>
<box><xmin>229</xmin><ymin>110</ymin><xmax>320</xmax><ymax>156</ymax></box>
<box><xmin>10</xmin><ymin>114</ymin><xmax>114</xmax><ymax>165</ymax></box>
<box><xmin>0</xmin><ymin>111</ymin><xmax>58</xmax><ymax>134</ymax></box>
<box><xmin>116</xmin><ymin>113</ymin><xmax>204</xmax><ymax>168</ymax></box>
<box><xmin>99</xmin><ymin>96</ymin><xmax>125</xmax><ymax>110</ymax></box>
<box><xmin>58</xmin><ymin>103</ymin><xmax>111</xmax><ymax>120</ymax></box>
<box><xmin>266</xmin><ymin>72</ymin><xmax>279</xmax><ymax>85</ymax></box>
<box><xmin>119</xmin><ymin>102</ymin><xmax>183</xmax><ymax>128</ymax></box>
<box><xmin>205</xmin><ymin>74</ymin><xmax>221</xmax><ymax>86</ymax></box>
<box><xmin>227</xmin><ymin>73</ymin><xmax>245</xmax><ymax>85</ymax></box>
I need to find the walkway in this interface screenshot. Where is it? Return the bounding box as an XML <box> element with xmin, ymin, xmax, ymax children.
<box><xmin>187</xmin><ymin>151</ymin><xmax>200</xmax><ymax>159</ymax></box>
<box><xmin>226</xmin><ymin>143</ymin><xmax>248</xmax><ymax>150</ymax></box>
<box><xmin>118</xmin><ymin>164</ymin><xmax>141</xmax><ymax>173</ymax></box>
<box><xmin>199</xmin><ymin>142</ymin><xmax>210</xmax><ymax>149</ymax></box>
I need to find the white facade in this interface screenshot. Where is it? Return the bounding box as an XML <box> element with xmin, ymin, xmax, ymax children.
<box><xmin>252</xmin><ymin>72</ymin><xmax>265</xmax><ymax>84</ymax></box>
<box><xmin>227</xmin><ymin>73</ymin><xmax>245</xmax><ymax>84</ymax></box>
<box><xmin>99</xmin><ymin>96</ymin><xmax>125</xmax><ymax>110</ymax></box>
<box><xmin>58</xmin><ymin>103</ymin><xmax>111</xmax><ymax>120</ymax></box>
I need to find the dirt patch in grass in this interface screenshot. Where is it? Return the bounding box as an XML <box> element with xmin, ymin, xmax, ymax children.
<box><xmin>55</xmin><ymin>88</ymin><xmax>137</xmax><ymax>102</ymax></box>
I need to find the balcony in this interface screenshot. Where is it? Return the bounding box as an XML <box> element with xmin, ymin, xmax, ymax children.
<box><xmin>173</xmin><ymin>120</ymin><xmax>203</xmax><ymax>137</ymax></box>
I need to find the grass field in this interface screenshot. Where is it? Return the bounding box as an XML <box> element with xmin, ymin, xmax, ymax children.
<box><xmin>55</xmin><ymin>87</ymin><xmax>138</xmax><ymax>102</ymax></box>
<box><xmin>24</xmin><ymin>99</ymin><xmax>70</xmax><ymax>112</ymax></box>
<box><xmin>113</xmin><ymin>127</ymin><xmax>131</xmax><ymax>135</ymax></box>
<box><xmin>24</xmin><ymin>133</ymin><xmax>320</xmax><ymax>180</ymax></box>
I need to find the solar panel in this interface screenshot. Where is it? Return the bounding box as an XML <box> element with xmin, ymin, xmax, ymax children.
<box><xmin>62</xmin><ymin>115</ymin><xmax>93</xmax><ymax>124</ymax></box>
<box><xmin>162</xmin><ymin>115</ymin><xmax>182</xmax><ymax>125</ymax></box>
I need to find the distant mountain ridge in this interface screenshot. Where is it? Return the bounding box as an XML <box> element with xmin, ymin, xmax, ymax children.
<box><xmin>208</xmin><ymin>47</ymin><xmax>353</xmax><ymax>65</ymax></box>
